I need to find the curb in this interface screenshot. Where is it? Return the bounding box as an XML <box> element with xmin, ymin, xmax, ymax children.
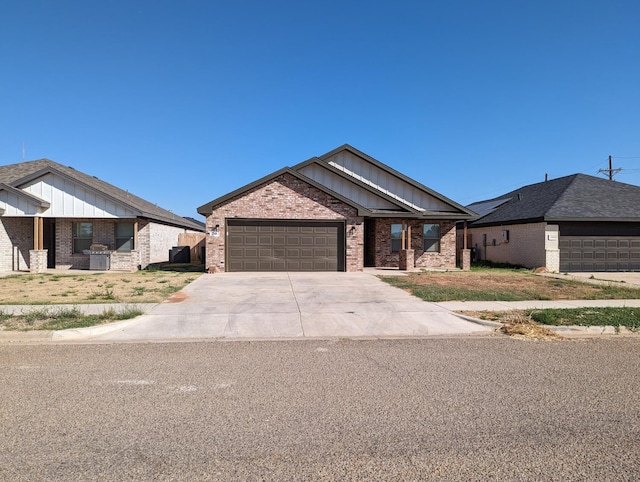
<box><xmin>453</xmin><ymin>313</ymin><xmax>502</xmax><ymax>328</ymax></box>
<box><xmin>52</xmin><ymin>315</ymin><xmax>149</xmax><ymax>340</ymax></box>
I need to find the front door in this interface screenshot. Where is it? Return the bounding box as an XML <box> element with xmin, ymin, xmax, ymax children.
<box><xmin>43</xmin><ymin>219</ymin><xmax>56</xmax><ymax>268</ymax></box>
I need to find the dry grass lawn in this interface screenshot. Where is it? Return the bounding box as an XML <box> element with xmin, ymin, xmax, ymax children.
<box><xmin>381</xmin><ymin>269</ymin><xmax>640</xmax><ymax>301</ymax></box>
<box><xmin>0</xmin><ymin>271</ymin><xmax>201</xmax><ymax>304</ymax></box>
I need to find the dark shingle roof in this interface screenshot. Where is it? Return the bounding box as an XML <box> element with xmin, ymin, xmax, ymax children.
<box><xmin>0</xmin><ymin>159</ymin><xmax>203</xmax><ymax>231</ymax></box>
<box><xmin>468</xmin><ymin>173</ymin><xmax>640</xmax><ymax>226</ymax></box>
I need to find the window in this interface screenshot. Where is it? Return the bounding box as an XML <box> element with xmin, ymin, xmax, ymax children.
<box><xmin>423</xmin><ymin>224</ymin><xmax>440</xmax><ymax>252</ymax></box>
<box><xmin>73</xmin><ymin>222</ymin><xmax>93</xmax><ymax>254</ymax></box>
<box><xmin>391</xmin><ymin>224</ymin><xmax>402</xmax><ymax>253</ymax></box>
<box><xmin>116</xmin><ymin>222</ymin><xmax>135</xmax><ymax>252</ymax></box>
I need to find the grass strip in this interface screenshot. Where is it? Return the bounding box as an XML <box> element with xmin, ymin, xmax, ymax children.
<box><xmin>380</xmin><ymin>271</ymin><xmax>640</xmax><ymax>302</ymax></box>
<box><xmin>380</xmin><ymin>276</ymin><xmax>547</xmax><ymax>302</ymax></box>
<box><xmin>0</xmin><ymin>306</ymin><xmax>144</xmax><ymax>331</ymax></box>
<box><xmin>526</xmin><ymin>307</ymin><xmax>640</xmax><ymax>330</ymax></box>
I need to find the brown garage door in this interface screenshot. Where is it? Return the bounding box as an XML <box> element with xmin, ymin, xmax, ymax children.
<box><xmin>560</xmin><ymin>236</ymin><xmax>640</xmax><ymax>272</ymax></box>
<box><xmin>226</xmin><ymin>220</ymin><xmax>345</xmax><ymax>272</ymax></box>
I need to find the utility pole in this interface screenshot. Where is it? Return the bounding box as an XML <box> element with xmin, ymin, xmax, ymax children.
<box><xmin>598</xmin><ymin>155</ymin><xmax>622</xmax><ymax>180</ymax></box>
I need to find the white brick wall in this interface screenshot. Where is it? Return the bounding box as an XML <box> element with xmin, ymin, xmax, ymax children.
<box><xmin>0</xmin><ymin>218</ymin><xmax>32</xmax><ymax>271</ymax></box>
<box><xmin>468</xmin><ymin>222</ymin><xmax>548</xmax><ymax>268</ymax></box>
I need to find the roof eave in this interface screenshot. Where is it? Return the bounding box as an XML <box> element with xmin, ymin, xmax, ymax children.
<box><xmin>546</xmin><ymin>216</ymin><xmax>640</xmax><ymax>223</ymax></box>
<box><xmin>469</xmin><ymin>217</ymin><xmax>546</xmax><ymax>228</ymax></box>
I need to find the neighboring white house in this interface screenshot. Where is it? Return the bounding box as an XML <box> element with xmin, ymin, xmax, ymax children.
<box><xmin>0</xmin><ymin>159</ymin><xmax>203</xmax><ymax>272</ymax></box>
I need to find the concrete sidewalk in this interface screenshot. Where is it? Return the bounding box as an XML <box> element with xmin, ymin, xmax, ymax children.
<box><xmin>436</xmin><ymin>299</ymin><xmax>640</xmax><ymax>311</ymax></box>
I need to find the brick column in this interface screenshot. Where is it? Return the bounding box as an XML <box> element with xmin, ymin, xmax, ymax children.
<box><xmin>398</xmin><ymin>249</ymin><xmax>415</xmax><ymax>271</ymax></box>
<box><xmin>29</xmin><ymin>250</ymin><xmax>48</xmax><ymax>273</ymax></box>
<box><xmin>461</xmin><ymin>249</ymin><xmax>471</xmax><ymax>271</ymax></box>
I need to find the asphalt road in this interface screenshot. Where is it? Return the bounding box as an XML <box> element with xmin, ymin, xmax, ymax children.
<box><xmin>2</xmin><ymin>337</ymin><xmax>639</xmax><ymax>480</ymax></box>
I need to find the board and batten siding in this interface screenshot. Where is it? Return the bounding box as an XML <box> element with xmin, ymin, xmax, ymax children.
<box><xmin>0</xmin><ymin>190</ymin><xmax>41</xmax><ymax>216</ymax></box>
<box><xmin>325</xmin><ymin>150</ymin><xmax>456</xmax><ymax>212</ymax></box>
<box><xmin>298</xmin><ymin>164</ymin><xmax>398</xmax><ymax>210</ymax></box>
<box><xmin>20</xmin><ymin>173</ymin><xmax>138</xmax><ymax>218</ymax></box>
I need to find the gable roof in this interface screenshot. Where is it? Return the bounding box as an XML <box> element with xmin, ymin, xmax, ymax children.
<box><xmin>198</xmin><ymin>144</ymin><xmax>474</xmax><ymax>220</ymax></box>
<box><xmin>0</xmin><ymin>159</ymin><xmax>203</xmax><ymax>230</ymax></box>
<box><xmin>197</xmin><ymin>167</ymin><xmax>372</xmax><ymax>216</ymax></box>
<box><xmin>467</xmin><ymin>173</ymin><xmax>640</xmax><ymax>226</ymax></box>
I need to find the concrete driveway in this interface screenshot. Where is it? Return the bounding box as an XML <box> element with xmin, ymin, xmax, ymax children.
<box><xmin>84</xmin><ymin>272</ymin><xmax>492</xmax><ymax>341</ymax></box>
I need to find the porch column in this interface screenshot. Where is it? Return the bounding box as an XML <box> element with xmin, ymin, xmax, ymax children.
<box><xmin>30</xmin><ymin>216</ymin><xmax>47</xmax><ymax>273</ymax></box>
<box><xmin>134</xmin><ymin>220</ymin><xmax>139</xmax><ymax>250</ymax></box>
<box><xmin>33</xmin><ymin>216</ymin><xmax>44</xmax><ymax>250</ymax></box>
<box><xmin>461</xmin><ymin>220</ymin><xmax>471</xmax><ymax>271</ymax></box>
<box><xmin>398</xmin><ymin>221</ymin><xmax>414</xmax><ymax>271</ymax></box>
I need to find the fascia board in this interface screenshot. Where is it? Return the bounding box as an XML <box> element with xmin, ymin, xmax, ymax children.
<box><xmin>545</xmin><ymin>216</ymin><xmax>640</xmax><ymax>223</ymax></box>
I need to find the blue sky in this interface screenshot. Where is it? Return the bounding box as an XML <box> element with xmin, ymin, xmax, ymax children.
<box><xmin>1</xmin><ymin>0</ymin><xmax>639</xmax><ymax>218</ymax></box>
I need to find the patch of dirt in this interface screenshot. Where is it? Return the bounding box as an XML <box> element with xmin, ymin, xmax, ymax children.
<box><xmin>166</xmin><ymin>291</ymin><xmax>188</xmax><ymax>303</ymax></box>
<box><xmin>458</xmin><ymin>310</ymin><xmax>562</xmax><ymax>340</ymax></box>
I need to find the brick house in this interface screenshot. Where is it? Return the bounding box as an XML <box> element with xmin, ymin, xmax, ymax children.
<box><xmin>461</xmin><ymin>173</ymin><xmax>640</xmax><ymax>272</ymax></box>
<box><xmin>198</xmin><ymin>145</ymin><xmax>474</xmax><ymax>272</ymax></box>
<box><xmin>0</xmin><ymin>159</ymin><xmax>203</xmax><ymax>272</ymax></box>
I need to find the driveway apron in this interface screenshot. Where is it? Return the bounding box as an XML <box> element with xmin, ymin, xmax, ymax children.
<box><xmin>86</xmin><ymin>272</ymin><xmax>491</xmax><ymax>341</ymax></box>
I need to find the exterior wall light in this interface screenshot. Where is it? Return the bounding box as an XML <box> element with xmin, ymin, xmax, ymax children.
<box><xmin>210</xmin><ymin>224</ymin><xmax>220</xmax><ymax>237</ymax></box>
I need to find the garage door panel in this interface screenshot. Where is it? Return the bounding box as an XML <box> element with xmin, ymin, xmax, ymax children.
<box><xmin>226</xmin><ymin>220</ymin><xmax>344</xmax><ymax>272</ymax></box>
<box><xmin>287</xmin><ymin>261</ymin><xmax>301</xmax><ymax>270</ymax></box>
<box><xmin>560</xmin><ymin>236</ymin><xmax>640</xmax><ymax>272</ymax></box>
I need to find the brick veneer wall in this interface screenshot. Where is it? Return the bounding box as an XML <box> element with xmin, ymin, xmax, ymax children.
<box><xmin>55</xmin><ymin>219</ymin><xmax>117</xmax><ymax>269</ymax></box>
<box><xmin>148</xmin><ymin>222</ymin><xmax>190</xmax><ymax>264</ymax></box>
<box><xmin>110</xmin><ymin>251</ymin><xmax>141</xmax><ymax>271</ymax></box>
<box><xmin>467</xmin><ymin>222</ymin><xmax>548</xmax><ymax>268</ymax></box>
<box><xmin>205</xmin><ymin>173</ymin><xmax>364</xmax><ymax>272</ymax></box>
<box><xmin>370</xmin><ymin>218</ymin><xmax>457</xmax><ymax>269</ymax></box>
<box><xmin>0</xmin><ymin>218</ymin><xmax>33</xmax><ymax>271</ymax></box>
